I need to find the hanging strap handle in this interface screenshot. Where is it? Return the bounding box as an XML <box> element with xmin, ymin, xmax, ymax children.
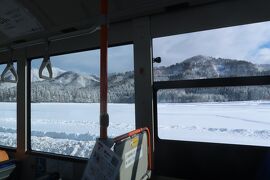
<box><xmin>1</xmin><ymin>49</ymin><xmax>18</xmax><ymax>83</ymax></box>
<box><xmin>39</xmin><ymin>56</ymin><xmax>53</xmax><ymax>80</ymax></box>
<box><xmin>39</xmin><ymin>42</ymin><xmax>53</xmax><ymax>80</ymax></box>
<box><xmin>1</xmin><ymin>62</ymin><xmax>18</xmax><ymax>83</ymax></box>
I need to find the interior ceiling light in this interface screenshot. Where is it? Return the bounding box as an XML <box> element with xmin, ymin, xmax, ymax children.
<box><xmin>0</xmin><ymin>0</ymin><xmax>43</xmax><ymax>38</ymax></box>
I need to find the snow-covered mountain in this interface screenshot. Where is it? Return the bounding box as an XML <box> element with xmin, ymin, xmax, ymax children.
<box><xmin>31</xmin><ymin>67</ymin><xmax>66</xmax><ymax>82</ymax></box>
<box><xmin>258</xmin><ymin>64</ymin><xmax>270</xmax><ymax>71</ymax></box>
<box><xmin>155</xmin><ymin>55</ymin><xmax>270</xmax><ymax>102</ymax></box>
<box><xmin>1</xmin><ymin>55</ymin><xmax>270</xmax><ymax>103</ymax></box>
<box><xmin>0</xmin><ymin>71</ymin><xmax>17</xmax><ymax>89</ymax></box>
<box><xmin>53</xmin><ymin>71</ymin><xmax>99</xmax><ymax>87</ymax></box>
<box><xmin>0</xmin><ymin>67</ymin><xmax>65</xmax><ymax>88</ymax></box>
<box><xmin>154</xmin><ymin>55</ymin><xmax>270</xmax><ymax>81</ymax></box>
<box><xmin>29</xmin><ymin>70</ymin><xmax>134</xmax><ymax>103</ymax></box>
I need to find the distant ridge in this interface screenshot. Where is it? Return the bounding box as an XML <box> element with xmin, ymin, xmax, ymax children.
<box><xmin>1</xmin><ymin>55</ymin><xmax>270</xmax><ymax>103</ymax></box>
<box><xmin>154</xmin><ymin>55</ymin><xmax>269</xmax><ymax>81</ymax></box>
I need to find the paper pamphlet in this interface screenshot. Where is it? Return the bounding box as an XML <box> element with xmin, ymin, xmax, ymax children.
<box><xmin>82</xmin><ymin>139</ymin><xmax>122</xmax><ymax>180</ymax></box>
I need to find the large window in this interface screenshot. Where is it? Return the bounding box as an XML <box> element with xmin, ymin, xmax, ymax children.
<box><xmin>30</xmin><ymin>45</ymin><xmax>135</xmax><ymax>158</ymax></box>
<box><xmin>153</xmin><ymin>21</ymin><xmax>270</xmax><ymax>81</ymax></box>
<box><xmin>0</xmin><ymin>63</ymin><xmax>17</xmax><ymax>148</ymax></box>
<box><xmin>153</xmin><ymin>21</ymin><xmax>270</xmax><ymax>147</ymax></box>
<box><xmin>157</xmin><ymin>86</ymin><xmax>270</xmax><ymax>146</ymax></box>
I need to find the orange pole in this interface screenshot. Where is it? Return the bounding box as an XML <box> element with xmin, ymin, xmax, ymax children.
<box><xmin>100</xmin><ymin>0</ymin><xmax>109</xmax><ymax>139</ymax></box>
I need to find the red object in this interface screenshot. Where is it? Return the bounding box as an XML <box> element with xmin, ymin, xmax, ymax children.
<box><xmin>114</xmin><ymin>127</ymin><xmax>152</xmax><ymax>170</ymax></box>
<box><xmin>100</xmin><ymin>0</ymin><xmax>109</xmax><ymax>139</ymax></box>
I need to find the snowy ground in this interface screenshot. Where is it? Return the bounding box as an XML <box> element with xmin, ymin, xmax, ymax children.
<box><xmin>158</xmin><ymin>101</ymin><xmax>270</xmax><ymax>146</ymax></box>
<box><xmin>1</xmin><ymin>102</ymin><xmax>270</xmax><ymax>158</ymax></box>
<box><xmin>0</xmin><ymin>103</ymin><xmax>135</xmax><ymax>158</ymax></box>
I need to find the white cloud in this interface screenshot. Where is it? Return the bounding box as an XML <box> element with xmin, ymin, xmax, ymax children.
<box><xmin>253</xmin><ymin>48</ymin><xmax>270</xmax><ymax>64</ymax></box>
<box><xmin>32</xmin><ymin>45</ymin><xmax>134</xmax><ymax>75</ymax></box>
<box><xmin>153</xmin><ymin>21</ymin><xmax>270</xmax><ymax>66</ymax></box>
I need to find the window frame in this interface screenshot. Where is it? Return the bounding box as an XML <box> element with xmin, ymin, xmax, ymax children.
<box><xmin>152</xmin><ymin>21</ymin><xmax>270</xmax><ymax>146</ymax></box>
<box><xmin>0</xmin><ymin>62</ymin><xmax>18</xmax><ymax>151</ymax></box>
<box><xmin>27</xmin><ymin>43</ymin><xmax>135</xmax><ymax>160</ymax></box>
<box><xmin>153</xmin><ymin>75</ymin><xmax>270</xmax><ymax>146</ymax></box>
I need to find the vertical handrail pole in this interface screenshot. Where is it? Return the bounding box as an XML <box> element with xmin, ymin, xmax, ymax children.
<box><xmin>100</xmin><ymin>0</ymin><xmax>109</xmax><ymax>139</ymax></box>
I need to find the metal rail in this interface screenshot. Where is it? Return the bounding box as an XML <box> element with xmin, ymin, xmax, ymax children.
<box><xmin>153</xmin><ymin>76</ymin><xmax>270</xmax><ymax>90</ymax></box>
<box><xmin>0</xmin><ymin>24</ymin><xmax>101</xmax><ymax>53</ymax></box>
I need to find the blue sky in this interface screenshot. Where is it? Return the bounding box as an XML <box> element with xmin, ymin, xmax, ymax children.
<box><xmin>153</xmin><ymin>20</ymin><xmax>270</xmax><ymax>67</ymax></box>
<box><xmin>31</xmin><ymin>44</ymin><xmax>134</xmax><ymax>75</ymax></box>
<box><xmin>2</xmin><ymin>21</ymin><xmax>270</xmax><ymax>75</ymax></box>
<box><xmin>0</xmin><ymin>63</ymin><xmax>17</xmax><ymax>74</ymax></box>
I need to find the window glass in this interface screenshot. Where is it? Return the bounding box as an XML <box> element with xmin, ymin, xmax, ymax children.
<box><xmin>0</xmin><ymin>63</ymin><xmax>17</xmax><ymax>147</ymax></box>
<box><xmin>31</xmin><ymin>45</ymin><xmax>135</xmax><ymax>158</ymax></box>
<box><xmin>153</xmin><ymin>21</ymin><xmax>270</xmax><ymax>81</ymax></box>
<box><xmin>157</xmin><ymin>86</ymin><xmax>270</xmax><ymax>146</ymax></box>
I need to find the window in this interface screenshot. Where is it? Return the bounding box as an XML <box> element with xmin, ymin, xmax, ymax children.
<box><xmin>153</xmin><ymin>21</ymin><xmax>270</xmax><ymax>147</ymax></box>
<box><xmin>0</xmin><ymin>63</ymin><xmax>17</xmax><ymax>148</ymax></box>
<box><xmin>153</xmin><ymin>21</ymin><xmax>270</xmax><ymax>81</ymax></box>
<box><xmin>30</xmin><ymin>45</ymin><xmax>135</xmax><ymax>158</ymax></box>
<box><xmin>157</xmin><ymin>86</ymin><xmax>270</xmax><ymax>146</ymax></box>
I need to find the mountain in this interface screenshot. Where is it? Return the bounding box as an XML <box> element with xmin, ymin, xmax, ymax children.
<box><xmin>1</xmin><ymin>55</ymin><xmax>270</xmax><ymax>103</ymax></box>
<box><xmin>154</xmin><ymin>55</ymin><xmax>270</xmax><ymax>81</ymax></box>
<box><xmin>53</xmin><ymin>71</ymin><xmax>99</xmax><ymax>87</ymax></box>
<box><xmin>0</xmin><ymin>67</ymin><xmax>66</xmax><ymax>89</ymax></box>
<box><xmin>155</xmin><ymin>55</ymin><xmax>270</xmax><ymax>102</ymax></box>
<box><xmin>258</xmin><ymin>64</ymin><xmax>270</xmax><ymax>71</ymax></box>
<box><xmin>30</xmin><ymin>70</ymin><xmax>134</xmax><ymax>103</ymax></box>
<box><xmin>31</xmin><ymin>67</ymin><xmax>66</xmax><ymax>82</ymax></box>
<box><xmin>0</xmin><ymin>71</ymin><xmax>17</xmax><ymax>90</ymax></box>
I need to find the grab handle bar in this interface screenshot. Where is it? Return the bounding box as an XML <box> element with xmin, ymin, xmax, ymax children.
<box><xmin>1</xmin><ymin>62</ymin><xmax>18</xmax><ymax>83</ymax></box>
<box><xmin>39</xmin><ymin>55</ymin><xmax>53</xmax><ymax>80</ymax></box>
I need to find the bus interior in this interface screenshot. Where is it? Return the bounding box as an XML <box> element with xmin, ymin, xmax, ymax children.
<box><xmin>1</xmin><ymin>0</ymin><xmax>270</xmax><ymax>179</ymax></box>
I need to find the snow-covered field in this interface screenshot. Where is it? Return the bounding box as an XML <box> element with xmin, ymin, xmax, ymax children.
<box><xmin>0</xmin><ymin>103</ymin><xmax>135</xmax><ymax>158</ymax></box>
<box><xmin>158</xmin><ymin>101</ymin><xmax>270</xmax><ymax>146</ymax></box>
<box><xmin>1</xmin><ymin>102</ymin><xmax>270</xmax><ymax>158</ymax></box>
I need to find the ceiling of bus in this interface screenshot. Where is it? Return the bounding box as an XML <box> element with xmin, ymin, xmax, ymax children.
<box><xmin>0</xmin><ymin>0</ymin><xmax>221</xmax><ymax>49</ymax></box>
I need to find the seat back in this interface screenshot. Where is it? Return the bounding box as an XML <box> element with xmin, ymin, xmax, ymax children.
<box><xmin>0</xmin><ymin>151</ymin><xmax>9</xmax><ymax>162</ymax></box>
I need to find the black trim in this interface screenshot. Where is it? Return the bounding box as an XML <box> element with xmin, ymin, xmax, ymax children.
<box><xmin>155</xmin><ymin>136</ymin><xmax>270</xmax><ymax>150</ymax></box>
<box><xmin>153</xmin><ymin>89</ymin><xmax>158</xmax><ymax>143</ymax></box>
<box><xmin>27</xmin><ymin>150</ymin><xmax>88</xmax><ymax>163</ymax></box>
<box><xmin>0</xmin><ymin>61</ymin><xmax>18</xmax><ymax>66</ymax></box>
<box><xmin>0</xmin><ymin>146</ymin><xmax>16</xmax><ymax>152</ymax></box>
<box><xmin>154</xmin><ymin>75</ymin><xmax>270</xmax><ymax>90</ymax></box>
<box><xmin>154</xmin><ymin>137</ymin><xmax>270</xmax><ymax>179</ymax></box>
<box><xmin>27</xmin><ymin>60</ymin><xmax>31</xmax><ymax>151</ymax></box>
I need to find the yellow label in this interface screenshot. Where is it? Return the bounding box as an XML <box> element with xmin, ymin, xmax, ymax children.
<box><xmin>130</xmin><ymin>137</ymin><xmax>139</xmax><ymax>148</ymax></box>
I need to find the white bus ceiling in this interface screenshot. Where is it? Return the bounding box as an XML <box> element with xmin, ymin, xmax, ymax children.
<box><xmin>1</xmin><ymin>0</ymin><xmax>270</xmax><ymax>179</ymax></box>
